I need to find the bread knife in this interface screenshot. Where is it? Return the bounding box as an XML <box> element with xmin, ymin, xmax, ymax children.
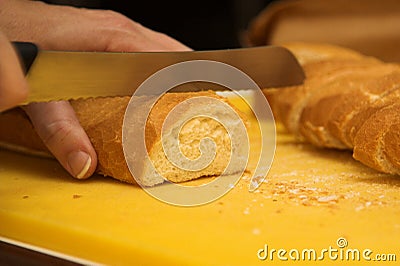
<box><xmin>13</xmin><ymin>42</ymin><xmax>305</xmax><ymax>104</ymax></box>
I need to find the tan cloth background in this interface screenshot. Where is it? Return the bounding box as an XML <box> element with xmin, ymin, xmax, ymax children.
<box><xmin>244</xmin><ymin>0</ymin><xmax>400</xmax><ymax>62</ymax></box>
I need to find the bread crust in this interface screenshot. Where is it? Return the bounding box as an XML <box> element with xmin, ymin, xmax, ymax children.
<box><xmin>263</xmin><ymin>42</ymin><xmax>400</xmax><ymax>176</ymax></box>
<box><xmin>353</xmin><ymin>103</ymin><xmax>400</xmax><ymax>174</ymax></box>
<box><xmin>262</xmin><ymin>42</ymin><xmax>376</xmax><ymax>125</ymax></box>
<box><xmin>299</xmin><ymin>64</ymin><xmax>400</xmax><ymax>148</ymax></box>
<box><xmin>329</xmin><ymin>71</ymin><xmax>400</xmax><ymax>148</ymax></box>
<box><xmin>0</xmin><ymin>91</ymin><xmax>247</xmax><ymax>186</ymax></box>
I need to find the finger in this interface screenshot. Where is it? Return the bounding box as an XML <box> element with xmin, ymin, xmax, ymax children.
<box><xmin>81</xmin><ymin>9</ymin><xmax>192</xmax><ymax>52</ymax></box>
<box><xmin>104</xmin><ymin>19</ymin><xmax>192</xmax><ymax>52</ymax></box>
<box><xmin>0</xmin><ymin>31</ymin><xmax>29</xmax><ymax>111</ymax></box>
<box><xmin>24</xmin><ymin>101</ymin><xmax>97</xmax><ymax>179</ymax></box>
<box><xmin>44</xmin><ymin>7</ymin><xmax>192</xmax><ymax>52</ymax></box>
<box><xmin>114</xmin><ymin>30</ymin><xmax>192</xmax><ymax>52</ymax></box>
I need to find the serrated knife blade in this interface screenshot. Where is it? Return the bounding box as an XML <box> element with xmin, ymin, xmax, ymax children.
<box><xmin>13</xmin><ymin>42</ymin><xmax>305</xmax><ymax>104</ymax></box>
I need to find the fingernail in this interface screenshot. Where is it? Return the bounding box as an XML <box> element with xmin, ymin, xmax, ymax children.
<box><xmin>67</xmin><ymin>151</ymin><xmax>91</xmax><ymax>179</ymax></box>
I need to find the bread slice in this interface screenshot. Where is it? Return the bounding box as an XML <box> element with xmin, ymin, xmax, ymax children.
<box><xmin>120</xmin><ymin>91</ymin><xmax>249</xmax><ymax>186</ymax></box>
<box><xmin>262</xmin><ymin>42</ymin><xmax>374</xmax><ymax>123</ymax></box>
<box><xmin>298</xmin><ymin>64</ymin><xmax>400</xmax><ymax>148</ymax></box>
<box><xmin>328</xmin><ymin>70</ymin><xmax>400</xmax><ymax>148</ymax></box>
<box><xmin>273</xmin><ymin>58</ymin><xmax>382</xmax><ymax>137</ymax></box>
<box><xmin>0</xmin><ymin>91</ymin><xmax>248</xmax><ymax>186</ymax></box>
<box><xmin>353</xmin><ymin>103</ymin><xmax>400</xmax><ymax>175</ymax></box>
<box><xmin>260</xmin><ymin>42</ymin><xmax>400</xmax><ymax>176</ymax></box>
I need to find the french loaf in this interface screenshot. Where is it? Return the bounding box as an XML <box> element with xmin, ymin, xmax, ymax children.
<box><xmin>0</xmin><ymin>91</ymin><xmax>248</xmax><ymax>186</ymax></box>
<box><xmin>263</xmin><ymin>42</ymin><xmax>400</xmax><ymax>175</ymax></box>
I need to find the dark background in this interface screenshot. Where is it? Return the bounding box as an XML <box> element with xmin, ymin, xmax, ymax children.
<box><xmin>43</xmin><ymin>0</ymin><xmax>275</xmax><ymax>50</ymax></box>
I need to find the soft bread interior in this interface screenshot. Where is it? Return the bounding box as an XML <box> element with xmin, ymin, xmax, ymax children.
<box><xmin>0</xmin><ymin>91</ymin><xmax>249</xmax><ymax>186</ymax></box>
<box><xmin>139</xmin><ymin>92</ymin><xmax>249</xmax><ymax>186</ymax></box>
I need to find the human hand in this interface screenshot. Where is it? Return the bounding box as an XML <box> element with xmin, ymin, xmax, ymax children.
<box><xmin>0</xmin><ymin>0</ymin><xmax>191</xmax><ymax>179</ymax></box>
<box><xmin>0</xmin><ymin>31</ymin><xmax>28</xmax><ymax>112</ymax></box>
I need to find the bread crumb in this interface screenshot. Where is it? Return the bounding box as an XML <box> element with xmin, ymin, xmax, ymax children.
<box><xmin>317</xmin><ymin>195</ymin><xmax>338</xmax><ymax>203</ymax></box>
<box><xmin>355</xmin><ymin>205</ymin><xmax>365</xmax><ymax>211</ymax></box>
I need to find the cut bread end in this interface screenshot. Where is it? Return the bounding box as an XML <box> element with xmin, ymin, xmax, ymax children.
<box><xmin>0</xmin><ymin>91</ymin><xmax>249</xmax><ymax>187</ymax></box>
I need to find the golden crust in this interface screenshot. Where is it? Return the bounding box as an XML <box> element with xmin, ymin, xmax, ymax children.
<box><xmin>280</xmin><ymin>42</ymin><xmax>370</xmax><ymax>66</ymax></box>
<box><xmin>0</xmin><ymin>108</ymin><xmax>48</xmax><ymax>153</ymax></box>
<box><xmin>299</xmin><ymin>64</ymin><xmax>400</xmax><ymax>148</ymax></box>
<box><xmin>353</xmin><ymin>103</ymin><xmax>400</xmax><ymax>174</ymax></box>
<box><xmin>265</xmin><ymin>42</ymin><xmax>400</xmax><ymax>175</ymax></box>
<box><xmin>384</xmin><ymin>122</ymin><xmax>400</xmax><ymax>170</ymax></box>
<box><xmin>70</xmin><ymin>97</ymin><xmax>133</xmax><ymax>183</ymax></box>
<box><xmin>71</xmin><ymin>91</ymin><xmax>234</xmax><ymax>185</ymax></box>
<box><xmin>329</xmin><ymin>71</ymin><xmax>400</xmax><ymax>148</ymax></box>
<box><xmin>0</xmin><ymin>91</ymin><xmax>245</xmax><ymax>186</ymax></box>
<box><xmin>274</xmin><ymin>59</ymin><xmax>382</xmax><ymax>136</ymax></box>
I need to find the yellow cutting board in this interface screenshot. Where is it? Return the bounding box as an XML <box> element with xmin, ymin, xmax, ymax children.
<box><xmin>1</xmin><ymin>116</ymin><xmax>400</xmax><ymax>265</ymax></box>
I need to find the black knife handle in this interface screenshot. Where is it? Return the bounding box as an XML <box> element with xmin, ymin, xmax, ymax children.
<box><xmin>12</xmin><ymin>41</ymin><xmax>38</xmax><ymax>74</ymax></box>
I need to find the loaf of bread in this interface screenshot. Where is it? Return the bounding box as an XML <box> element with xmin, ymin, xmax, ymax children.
<box><xmin>0</xmin><ymin>91</ymin><xmax>248</xmax><ymax>186</ymax></box>
<box><xmin>264</xmin><ymin>42</ymin><xmax>400</xmax><ymax>175</ymax></box>
<box><xmin>244</xmin><ymin>0</ymin><xmax>400</xmax><ymax>62</ymax></box>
